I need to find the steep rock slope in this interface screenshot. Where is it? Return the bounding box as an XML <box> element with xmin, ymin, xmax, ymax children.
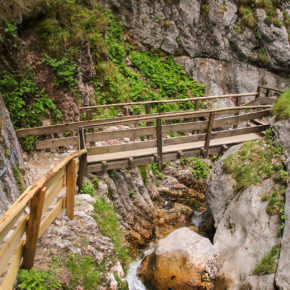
<box><xmin>0</xmin><ymin>97</ymin><xmax>26</xmax><ymax>216</ymax></box>
<box><xmin>206</xmin><ymin>118</ymin><xmax>290</xmax><ymax>288</ymax></box>
<box><xmin>99</xmin><ymin>0</ymin><xmax>289</xmax><ymax>94</ymax></box>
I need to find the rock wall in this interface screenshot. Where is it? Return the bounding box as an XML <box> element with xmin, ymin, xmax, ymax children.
<box><xmin>0</xmin><ymin>97</ymin><xmax>26</xmax><ymax>217</ymax></box>
<box><xmin>206</xmin><ymin>117</ymin><xmax>290</xmax><ymax>289</ymax></box>
<box><xmin>98</xmin><ymin>0</ymin><xmax>289</xmax><ymax>95</ymax></box>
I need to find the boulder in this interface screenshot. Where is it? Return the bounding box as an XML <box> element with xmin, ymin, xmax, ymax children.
<box><xmin>138</xmin><ymin>227</ymin><xmax>225</xmax><ymax>289</ymax></box>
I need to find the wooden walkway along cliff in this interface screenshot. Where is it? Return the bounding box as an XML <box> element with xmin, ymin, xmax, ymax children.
<box><xmin>15</xmin><ymin>87</ymin><xmax>280</xmax><ymax>151</ymax></box>
<box><xmin>81</xmin><ymin>105</ymin><xmax>272</xmax><ymax>172</ymax></box>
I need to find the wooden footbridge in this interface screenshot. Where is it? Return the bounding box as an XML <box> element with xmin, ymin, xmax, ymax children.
<box><xmin>0</xmin><ymin>86</ymin><xmax>283</xmax><ymax>289</ymax></box>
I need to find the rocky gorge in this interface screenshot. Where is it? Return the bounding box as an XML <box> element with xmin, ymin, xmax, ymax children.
<box><xmin>0</xmin><ymin>0</ymin><xmax>289</xmax><ymax>289</ymax></box>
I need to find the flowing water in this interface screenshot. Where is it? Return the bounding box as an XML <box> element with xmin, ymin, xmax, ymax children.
<box><xmin>126</xmin><ymin>248</ymin><xmax>154</xmax><ymax>290</ymax></box>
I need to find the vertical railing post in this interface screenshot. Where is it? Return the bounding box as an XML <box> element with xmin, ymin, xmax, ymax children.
<box><xmin>266</xmin><ymin>88</ymin><xmax>270</xmax><ymax>98</ymax></box>
<box><xmin>256</xmin><ymin>85</ymin><xmax>260</xmax><ymax>99</ymax></box>
<box><xmin>233</xmin><ymin>96</ymin><xmax>241</xmax><ymax>129</ymax></box>
<box><xmin>156</xmin><ymin>118</ymin><xmax>163</xmax><ymax>170</ymax></box>
<box><xmin>77</xmin><ymin>128</ymin><xmax>87</xmax><ymax>190</ymax></box>
<box><xmin>193</xmin><ymin>100</ymin><xmax>200</xmax><ymax>134</ymax></box>
<box><xmin>66</xmin><ymin>159</ymin><xmax>77</xmax><ymax>220</ymax></box>
<box><xmin>22</xmin><ymin>187</ymin><xmax>46</xmax><ymax>269</ymax></box>
<box><xmin>145</xmin><ymin>103</ymin><xmax>152</xmax><ymax>127</ymax></box>
<box><xmin>204</xmin><ymin>112</ymin><xmax>215</xmax><ymax>158</ymax></box>
<box><xmin>86</xmin><ymin>109</ymin><xmax>95</xmax><ymax>147</ymax></box>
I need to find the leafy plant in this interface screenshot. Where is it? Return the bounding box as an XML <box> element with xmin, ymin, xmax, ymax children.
<box><xmin>180</xmin><ymin>157</ymin><xmax>210</xmax><ymax>179</ymax></box>
<box><xmin>151</xmin><ymin>163</ymin><xmax>164</xmax><ymax>179</ymax></box>
<box><xmin>92</xmin><ymin>177</ymin><xmax>99</xmax><ymax>189</ymax></box>
<box><xmin>80</xmin><ymin>182</ymin><xmax>96</xmax><ymax>196</ymax></box>
<box><xmin>17</xmin><ymin>269</ymin><xmax>62</xmax><ymax>289</ymax></box>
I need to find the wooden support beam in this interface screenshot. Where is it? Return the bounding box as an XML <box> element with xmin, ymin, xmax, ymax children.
<box><xmin>204</xmin><ymin>112</ymin><xmax>215</xmax><ymax>158</ymax></box>
<box><xmin>102</xmin><ymin>161</ymin><xmax>107</xmax><ymax>171</ymax></box>
<box><xmin>234</xmin><ymin>96</ymin><xmax>241</xmax><ymax>129</ymax></box>
<box><xmin>66</xmin><ymin>159</ymin><xmax>77</xmax><ymax>220</ymax></box>
<box><xmin>156</xmin><ymin>118</ymin><xmax>163</xmax><ymax>170</ymax></box>
<box><xmin>22</xmin><ymin>187</ymin><xmax>46</xmax><ymax>269</ymax></box>
<box><xmin>266</xmin><ymin>88</ymin><xmax>270</xmax><ymax>97</ymax></box>
<box><xmin>128</xmin><ymin>157</ymin><xmax>134</xmax><ymax>168</ymax></box>
<box><xmin>256</xmin><ymin>86</ymin><xmax>260</xmax><ymax>99</ymax></box>
<box><xmin>145</xmin><ymin>103</ymin><xmax>153</xmax><ymax>127</ymax></box>
<box><xmin>77</xmin><ymin>128</ymin><xmax>87</xmax><ymax>190</ymax></box>
<box><xmin>178</xmin><ymin>151</ymin><xmax>184</xmax><ymax>158</ymax></box>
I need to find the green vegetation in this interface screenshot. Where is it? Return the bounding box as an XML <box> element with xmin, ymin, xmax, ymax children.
<box><xmin>64</xmin><ymin>254</ymin><xmax>106</xmax><ymax>289</ymax></box>
<box><xmin>180</xmin><ymin>157</ymin><xmax>210</xmax><ymax>179</ymax></box>
<box><xmin>93</xmin><ymin>197</ymin><xmax>131</xmax><ymax>271</ymax></box>
<box><xmin>80</xmin><ymin>182</ymin><xmax>96</xmax><ymax>196</ymax></box>
<box><xmin>139</xmin><ymin>165</ymin><xmax>149</xmax><ymax>185</ymax></box>
<box><xmin>150</xmin><ymin>163</ymin><xmax>164</xmax><ymax>179</ymax></box>
<box><xmin>253</xmin><ymin>244</ymin><xmax>280</xmax><ymax>275</ymax></box>
<box><xmin>0</xmin><ymin>68</ymin><xmax>62</xmax><ymax>129</ymax></box>
<box><xmin>223</xmin><ymin>140</ymin><xmax>285</xmax><ymax>192</ymax></box>
<box><xmin>17</xmin><ymin>268</ymin><xmax>62</xmax><ymax>289</ymax></box>
<box><xmin>272</xmin><ymin>89</ymin><xmax>290</xmax><ymax>120</ymax></box>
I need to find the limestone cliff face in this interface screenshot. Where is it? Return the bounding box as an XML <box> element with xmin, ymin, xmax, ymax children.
<box><xmin>98</xmin><ymin>0</ymin><xmax>289</xmax><ymax>94</ymax></box>
<box><xmin>0</xmin><ymin>97</ymin><xmax>26</xmax><ymax>217</ymax></box>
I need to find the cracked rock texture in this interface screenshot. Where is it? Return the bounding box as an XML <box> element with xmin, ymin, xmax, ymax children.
<box><xmin>0</xmin><ymin>97</ymin><xmax>26</xmax><ymax>217</ymax></box>
<box><xmin>100</xmin><ymin>0</ymin><xmax>289</xmax><ymax>95</ymax></box>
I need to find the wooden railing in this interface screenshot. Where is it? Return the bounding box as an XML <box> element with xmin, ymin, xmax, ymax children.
<box><xmin>0</xmin><ymin>149</ymin><xmax>87</xmax><ymax>290</ymax></box>
<box><xmin>15</xmin><ymin>88</ymin><xmax>282</xmax><ymax>151</ymax></box>
<box><xmin>79</xmin><ymin>106</ymin><xmax>272</xmax><ymax>172</ymax></box>
<box><xmin>15</xmin><ymin>92</ymin><xmax>260</xmax><ymax>150</ymax></box>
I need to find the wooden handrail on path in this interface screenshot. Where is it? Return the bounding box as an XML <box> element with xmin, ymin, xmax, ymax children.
<box><xmin>0</xmin><ymin>149</ymin><xmax>87</xmax><ymax>290</ymax></box>
<box><xmin>78</xmin><ymin>105</ymin><xmax>272</xmax><ymax>172</ymax></box>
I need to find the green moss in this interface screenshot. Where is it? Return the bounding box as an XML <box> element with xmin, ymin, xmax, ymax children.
<box><xmin>253</xmin><ymin>245</ymin><xmax>280</xmax><ymax>275</ymax></box>
<box><xmin>239</xmin><ymin>6</ymin><xmax>257</xmax><ymax>28</ymax></box>
<box><xmin>272</xmin><ymin>89</ymin><xmax>290</xmax><ymax>120</ymax></box>
<box><xmin>80</xmin><ymin>182</ymin><xmax>96</xmax><ymax>196</ymax></box>
<box><xmin>180</xmin><ymin>157</ymin><xmax>210</xmax><ymax>179</ymax></box>
<box><xmin>139</xmin><ymin>165</ymin><xmax>149</xmax><ymax>185</ymax></box>
<box><xmin>64</xmin><ymin>254</ymin><xmax>106</xmax><ymax>289</ymax></box>
<box><xmin>223</xmin><ymin>140</ymin><xmax>284</xmax><ymax>192</ymax></box>
<box><xmin>93</xmin><ymin>197</ymin><xmax>131</xmax><ymax>271</ymax></box>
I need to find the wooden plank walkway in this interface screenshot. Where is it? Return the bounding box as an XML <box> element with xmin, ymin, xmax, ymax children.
<box><xmin>87</xmin><ymin>133</ymin><xmax>261</xmax><ymax>164</ymax></box>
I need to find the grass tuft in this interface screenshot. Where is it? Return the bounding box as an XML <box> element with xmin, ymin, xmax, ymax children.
<box><xmin>272</xmin><ymin>89</ymin><xmax>290</xmax><ymax>121</ymax></box>
<box><xmin>253</xmin><ymin>245</ymin><xmax>280</xmax><ymax>275</ymax></box>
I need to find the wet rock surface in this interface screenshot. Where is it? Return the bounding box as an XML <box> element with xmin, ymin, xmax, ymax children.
<box><xmin>94</xmin><ymin>161</ymin><xmax>213</xmax><ymax>250</ymax></box>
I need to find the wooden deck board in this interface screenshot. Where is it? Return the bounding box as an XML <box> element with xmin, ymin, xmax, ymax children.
<box><xmin>87</xmin><ymin>133</ymin><xmax>261</xmax><ymax>164</ymax></box>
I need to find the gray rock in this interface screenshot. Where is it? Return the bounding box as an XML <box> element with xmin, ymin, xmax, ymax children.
<box><xmin>213</xmin><ymin>179</ymin><xmax>280</xmax><ymax>289</ymax></box>
<box><xmin>206</xmin><ymin>145</ymin><xmax>239</xmax><ymax>226</ymax></box>
<box><xmin>0</xmin><ymin>97</ymin><xmax>26</xmax><ymax>217</ymax></box>
<box><xmin>276</xmin><ymin>186</ymin><xmax>290</xmax><ymax>289</ymax></box>
<box><xmin>270</xmin><ymin>118</ymin><xmax>290</xmax><ymax>151</ymax></box>
<box><xmin>99</xmin><ymin>0</ymin><xmax>290</xmax><ymax>76</ymax></box>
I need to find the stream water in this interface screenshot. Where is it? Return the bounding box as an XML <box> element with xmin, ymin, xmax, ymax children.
<box><xmin>126</xmin><ymin>248</ymin><xmax>154</xmax><ymax>290</ymax></box>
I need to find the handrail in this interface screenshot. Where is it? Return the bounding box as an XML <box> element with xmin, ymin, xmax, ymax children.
<box><xmin>79</xmin><ymin>92</ymin><xmax>258</xmax><ymax>110</ymax></box>
<box><xmin>258</xmin><ymin>86</ymin><xmax>284</xmax><ymax>94</ymax></box>
<box><xmin>0</xmin><ymin>149</ymin><xmax>87</xmax><ymax>290</ymax></box>
<box><xmin>82</xmin><ymin>105</ymin><xmax>272</xmax><ymax>129</ymax></box>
